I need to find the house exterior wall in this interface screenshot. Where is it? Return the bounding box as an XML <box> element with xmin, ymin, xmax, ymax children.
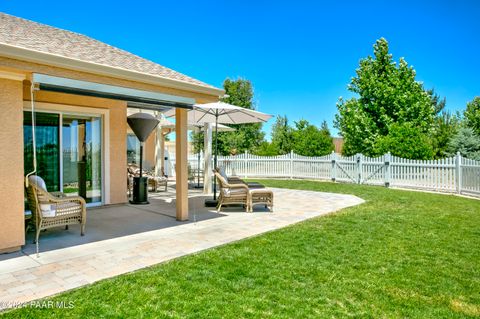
<box><xmin>0</xmin><ymin>78</ymin><xmax>25</xmax><ymax>253</ymax></box>
<box><xmin>23</xmin><ymin>88</ymin><xmax>128</xmax><ymax>206</ymax></box>
<box><xmin>0</xmin><ymin>58</ymin><xmax>219</xmax><ymax>253</ymax></box>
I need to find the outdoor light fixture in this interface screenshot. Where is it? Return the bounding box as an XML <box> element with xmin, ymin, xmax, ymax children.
<box><xmin>127</xmin><ymin>113</ymin><xmax>159</xmax><ymax>204</ymax></box>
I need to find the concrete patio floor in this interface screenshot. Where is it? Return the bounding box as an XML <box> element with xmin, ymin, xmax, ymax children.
<box><xmin>0</xmin><ymin>185</ymin><xmax>364</xmax><ymax>310</ymax></box>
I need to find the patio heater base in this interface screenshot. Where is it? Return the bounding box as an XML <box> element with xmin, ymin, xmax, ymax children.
<box><xmin>130</xmin><ymin>177</ymin><xmax>149</xmax><ymax>205</ymax></box>
<box><xmin>204</xmin><ymin>199</ymin><xmax>218</xmax><ymax>207</ymax></box>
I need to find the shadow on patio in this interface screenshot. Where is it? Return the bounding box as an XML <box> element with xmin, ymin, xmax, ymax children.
<box><xmin>2</xmin><ymin>185</ymin><xmax>227</xmax><ymax>260</ymax></box>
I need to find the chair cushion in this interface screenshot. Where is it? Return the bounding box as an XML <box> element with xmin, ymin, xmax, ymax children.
<box><xmin>29</xmin><ymin>175</ymin><xmax>47</xmax><ymax>191</ymax></box>
<box><xmin>40</xmin><ymin>204</ymin><xmax>56</xmax><ymax>217</ymax></box>
<box><xmin>218</xmin><ymin>167</ymin><xmax>229</xmax><ymax>181</ymax></box>
<box><xmin>222</xmin><ymin>187</ymin><xmax>247</xmax><ymax>197</ymax></box>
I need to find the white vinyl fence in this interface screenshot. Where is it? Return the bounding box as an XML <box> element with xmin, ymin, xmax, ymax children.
<box><xmin>176</xmin><ymin>151</ymin><xmax>480</xmax><ymax>197</ymax></box>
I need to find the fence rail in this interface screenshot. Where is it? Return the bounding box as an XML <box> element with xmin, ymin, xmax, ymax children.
<box><xmin>175</xmin><ymin>151</ymin><xmax>480</xmax><ymax>197</ymax></box>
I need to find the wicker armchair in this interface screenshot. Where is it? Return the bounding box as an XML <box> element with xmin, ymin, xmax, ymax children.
<box><xmin>214</xmin><ymin>171</ymin><xmax>250</xmax><ymax>213</ymax></box>
<box><xmin>25</xmin><ymin>176</ymin><xmax>86</xmax><ymax>254</ymax></box>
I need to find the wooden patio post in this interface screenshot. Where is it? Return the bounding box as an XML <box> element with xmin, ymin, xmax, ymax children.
<box><xmin>175</xmin><ymin>108</ymin><xmax>189</xmax><ymax>221</ymax></box>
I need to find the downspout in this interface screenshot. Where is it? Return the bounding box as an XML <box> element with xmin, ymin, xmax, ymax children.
<box><xmin>25</xmin><ymin>81</ymin><xmax>39</xmax><ymax>187</ymax></box>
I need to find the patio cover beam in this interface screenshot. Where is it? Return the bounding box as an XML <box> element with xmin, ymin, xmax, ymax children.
<box><xmin>32</xmin><ymin>74</ymin><xmax>195</xmax><ymax>110</ymax></box>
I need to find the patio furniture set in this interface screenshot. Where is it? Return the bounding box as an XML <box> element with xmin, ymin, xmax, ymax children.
<box><xmin>23</xmin><ymin>166</ymin><xmax>273</xmax><ymax>255</ymax></box>
<box><xmin>214</xmin><ymin>167</ymin><xmax>274</xmax><ymax>213</ymax></box>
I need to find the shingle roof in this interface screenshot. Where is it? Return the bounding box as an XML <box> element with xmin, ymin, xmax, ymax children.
<box><xmin>0</xmin><ymin>12</ymin><xmax>218</xmax><ymax>90</ymax></box>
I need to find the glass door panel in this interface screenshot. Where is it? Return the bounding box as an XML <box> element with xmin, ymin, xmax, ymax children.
<box><xmin>62</xmin><ymin>115</ymin><xmax>102</xmax><ymax>204</ymax></box>
<box><xmin>23</xmin><ymin>111</ymin><xmax>60</xmax><ymax>192</ymax></box>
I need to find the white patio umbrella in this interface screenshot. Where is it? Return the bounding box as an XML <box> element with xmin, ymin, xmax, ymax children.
<box><xmin>161</xmin><ymin>122</ymin><xmax>235</xmax><ymax>132</ymax></box>
<box><xmin>162</xmin><ymin>122</ymin><xmax>235</xmax><ymax>188</ymax></box>
<box><xmin>164</xmin><ymin>101</ymin><xmax>272</xmax><ymax>202</ymax></box>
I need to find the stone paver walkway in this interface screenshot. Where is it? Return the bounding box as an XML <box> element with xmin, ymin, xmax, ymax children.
<box><xmin>0</xmin><ymin>188</ymin><xmax>363</xmax><ymax>309</ymax></box>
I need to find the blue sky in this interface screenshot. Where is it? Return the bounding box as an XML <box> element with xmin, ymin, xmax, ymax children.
<box><xmin>2</xmin><ymin>0</ymin><xmax>479</xmax><ymax>138</ymax></box>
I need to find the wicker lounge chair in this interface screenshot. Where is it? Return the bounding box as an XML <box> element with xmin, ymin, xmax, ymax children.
<box><xmin>214</xmin><ymin>171</ymin><xmax>250</xmax><ymax>213</ymax></box>
<box><xmin>25</xmin><ymin>175</ymin><xmax>86</xmax><ymax>254</ymax></box>
<box><xmin>215</xmin><ymin>167</ymin><xmax>264</xmax><ymax>189</ymax></box>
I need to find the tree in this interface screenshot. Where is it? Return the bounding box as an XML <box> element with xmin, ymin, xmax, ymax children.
<box><xmin>191</xmin><ymin>129</ymin><xmax>204</xmax><ymax>154</ymax></box>
<box><xmin>254</xmin><ymin>141</ymin><xmax>279</xmax><ymax>156</ymax></box>
<box><xmin>291</xmin><ymin>119</ymin><xmax>334</xmax><ymax>156</ymax></box>
<box><xmin>271</xmin><ymin>115</ymin><xmax>293</xmax><ymax>154</ymax></box>
<box><xmin>446</xmin><ymin>127</ymin><xmax>480</xmax><ymax>160</ymax></box>
<box><xmin>334</xmin><ymin>38</ymin><xmax>436</xmax><ymax>157</ymax></box>
<box><xmin>464</xmin><ymin>97</ymin><xmax>480</xmax><ymax>136</ymax></box>
<box><xmin>375</xmin><ymin>123</ymin><xmax>434</xmax><ymax>160</ymax></box>
<box><xmin>216</xmin><ymin>78</ymin><xmax>265</xmax><ymax>155</ymax></box>
<box><xmin>431</xmin><ymin>111</ymin><xmax>460</xmax><ymax>158</ymax></box>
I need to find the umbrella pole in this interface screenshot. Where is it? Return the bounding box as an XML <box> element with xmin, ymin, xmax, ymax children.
<box><xmin>197</xmin><ymin>149</ymin><xmax>201</xmax><ymax>188</ymax></box>
<box><xmin>213</xmin><ymin>113</ymin><xmax>218</xmax><ymax>200</ymax></box>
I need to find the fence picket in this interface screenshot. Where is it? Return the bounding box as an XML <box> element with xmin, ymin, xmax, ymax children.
<box><xmin>177</xmin><ymin>152</ymin><xmax>480</xmax><ymax>197</ymax></box>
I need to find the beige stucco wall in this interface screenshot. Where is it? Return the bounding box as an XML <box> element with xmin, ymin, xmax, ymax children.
<box><xmin>0</xmin><ymin>78</ymin><xmax>25</xmax><ymax>253</ymax></box>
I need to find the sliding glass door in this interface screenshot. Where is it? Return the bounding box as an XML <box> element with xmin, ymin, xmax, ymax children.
<box><xmin>24</xmin><ymin>112</ymin><xmax>60</xmax><ymax>192</ymax></box>
<box><xmin>62</xmin><ymin>116</ymin><xmax>102</xmax><ymax>203</ymax></box>
<box><xmin>24</xmin><ymin>111</ymin><xmax>103</xmax><ymax>204</ymax></box>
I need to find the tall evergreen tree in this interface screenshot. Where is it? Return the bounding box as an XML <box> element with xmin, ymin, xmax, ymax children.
<box><xmin>271</xmin><ymin>115</ymin><xmax>293</xmax><ymax>154</ymax></box>
<box><xmin>464</xmin><ymin>97</ymin><xmax>480</xmax><ymax>136</ymax></box>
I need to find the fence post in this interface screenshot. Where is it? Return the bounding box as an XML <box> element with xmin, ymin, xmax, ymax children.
<box><xmin>384</xmin><ymin>152</ymin><xmax>391</xmax><ymax>188</ymax></box>
<box><xmin>290</xmin><ymin>150</ymin><xmax>294</xmax><ymax>179</ymax></box>
<box><xmin>244</xmin><ymin>151</ymin><xmax>248</xmax><ymax>179</ymax></box>
<box><xmin>331</xmin><ymin>151</ymin><xmax>336</xmax><ymax>182</ymax></box>
<box><xmin>357</xmin><ymin>154</ymin><xmax>363</xmax><ymax>184</ymax></box>
<box><xmin>455</xmin><ymin>152</ymin><xmax>462</xmax><ymax>194</ymax></box>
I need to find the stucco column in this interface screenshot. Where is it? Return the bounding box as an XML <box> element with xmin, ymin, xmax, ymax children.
<box><xmin>154</xmin><ymin>126</ymin><xmax>163</xmax><ymax>176</ymax></box>
<box><xmin>203</xmin><ymin>123</ymin><xmax>213</xmax><ymax>194</ymax></box>
<box><xmin>175</xmin><ymin>108</ymin><xmax>189</xmax><ymax>221</ymax></box>
<box><xmin>0</xmin><ymin>73</ymin><xmax>26</xmax><ymax>253</ymax></box>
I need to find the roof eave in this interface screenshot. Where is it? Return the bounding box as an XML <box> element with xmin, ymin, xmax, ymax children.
<box><xmin>0</xmin><ymin>42</ymin><xmax>225</xmax><ymax>97</ymax></box>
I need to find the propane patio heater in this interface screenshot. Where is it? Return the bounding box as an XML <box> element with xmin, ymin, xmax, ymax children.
<box><xmin>127</xmin><ymin>113</ymin><xmax>159</xmax><ymax>204</ymax></box>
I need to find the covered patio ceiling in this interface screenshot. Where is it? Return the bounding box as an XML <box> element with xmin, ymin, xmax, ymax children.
<box><xmin>32</xmin><ymin>73</ymin><xmax>195</xmax><ymax>111</ymax></box>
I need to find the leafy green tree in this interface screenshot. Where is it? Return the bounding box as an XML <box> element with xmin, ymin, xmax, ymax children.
<box><xmin>216</xmin><ymin>78</ymin><xmax>265</xmax><ymax>155</ymax></box>
<box><xmin>191</xmin><ymin>129</ymin><xmax>204</xmax><ymax>154</ymax></box>
<box><xmin>254</xmin><ymin>141</ymin><xmax>279</xmax><ymax>156</ymax></box>
<box><xmin>334</xmin><ymin>38</ymin><xmax>436</xmax><ymax>157</ymax></box>
<box><xmin>464</xmin><ymin>97</ymin><xmax>480</xmax><ymax>136</ymax></box>
<box><xmin>375</xmin><ymin>123</ymin><xmax>434</xmax><ymax>160</ymax></box>
<box><xmin>431</xmin><ymin>111</ymin><xmax>461</xmax><ymax>158</ymax></box>
<box><xmin>271</xmin><ymin>115</ymin><xmax>293</xmax><ymax>154</ymax></box>
<box><xmin>446</xmin><ymin>127</ymin><xmax>480</xmax><ymax>160</ymax></box>
<box><xmin>291</xmin><ymin>119</ymin><xmax>334</xmax><ymax>156</ymax></box>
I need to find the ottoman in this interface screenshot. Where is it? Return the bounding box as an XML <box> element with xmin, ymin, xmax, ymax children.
<box><xmin>248</xmin><ymin>189</ymin><xmax>274</xmax><ymax>213</ymax></box>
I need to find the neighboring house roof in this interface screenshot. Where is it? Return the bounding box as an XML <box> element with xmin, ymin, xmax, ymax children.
<box><xmin>0</xmin><ymin>12</ymin><xmax>222</xmax><ymax>95</ymax></box>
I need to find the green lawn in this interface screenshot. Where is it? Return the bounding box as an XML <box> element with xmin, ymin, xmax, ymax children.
<box><xmin>3</xmin><ymin>180</ymin><xmax>480</xmax><ymax>318</ymax></box>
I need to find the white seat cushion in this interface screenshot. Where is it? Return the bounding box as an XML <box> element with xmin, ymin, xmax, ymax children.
<box><xmin>40</xmin><ymin>204</ymin><xmax>56</xmax><ymax>217</ymax></box>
